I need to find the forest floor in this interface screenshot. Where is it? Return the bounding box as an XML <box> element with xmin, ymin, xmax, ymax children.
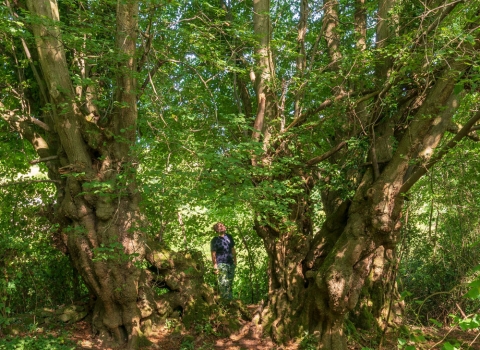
<box><xmin>68</xmin><ymin>320</ymin><xmax>480</xmax><ymax>350</ymax></box>
<box><xmin>2</xmin><ymin>307</ymin><xmax>480</xmax><ymax>349</ymax></box>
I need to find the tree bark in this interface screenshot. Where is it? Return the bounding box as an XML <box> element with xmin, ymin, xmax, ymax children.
<box><xmin>250</xmin><ymin>5</ymin><xmax>474</xmax><ymax>344</ymax></box>
<box><xmin>351</xmin><ymin>246</ymin><xmax>403</xmax><ymax>330</ymax></box>
<box><xmin>252</xmin><ymin>0</ymin><xmax>277</xmax><ymax>147</ymax></box>
<box><xmin>22</xmin><ymin>1</ymin><xmax>145</xmax><ymax>347</ymax></box>
<box><xmin>4</xmin><ymin>2</ymin><xmax>249</xmax><ymax>347</ymax></box>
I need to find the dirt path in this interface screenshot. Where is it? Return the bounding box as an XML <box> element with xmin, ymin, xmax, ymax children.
<box><xmin>71</xmin><ymin>320</ymin><xmax>285</xmax><ymax>350</ymax></box>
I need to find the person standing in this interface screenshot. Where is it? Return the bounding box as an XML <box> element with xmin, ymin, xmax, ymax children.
<box><xmin>210</xmin><ymin>222</ymin><xmax>237</xmax><ymax>300</ymax></box>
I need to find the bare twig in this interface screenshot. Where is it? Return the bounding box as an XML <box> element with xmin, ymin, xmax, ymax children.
<box><xmin>428</xmin><ymin>326</ymin><xmax>456</xmax><ymax>350</ymax></box>
<box><xmin>455</xmin><ymin>303</ymin><xmax>467</xmax><ymax>319</ymax></box>
<box><xmin>468</xmin><ymin>330</ymin><xmax>480</xmax><ymax>348</ymax></box>
<box><xmin>139</xmin><ymin>59</ymin><xmax>167</xmax><ymax>96</ymax></box>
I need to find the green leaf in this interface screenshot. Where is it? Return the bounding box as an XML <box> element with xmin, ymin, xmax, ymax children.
<box><xmin>429</xmin><ymin>318</ymin><xmax>443</xmax><ymax>327</ymax></box>
<box><xmin>453</xmin><ymin>83</ymin><xmax>464</xmax><ymax>95</ymax></box>
<box><xmin>458</xmin><ymin>315</ymin><xmax>480</xmax><ymax>331</ymax></box>
<box><xmin>465</xmin><ymin>278</ymin><xmax>480</xmax><ymax>299</ymax></box>
<box><xmin>400</xmin><ymin>290</ymin><xmax>412</xmax><ymax>300</ymax></box>
<box><xmin>441</xmin><ymin>341</ymin><xmax>460</xmax><ymax>350</ymax></box>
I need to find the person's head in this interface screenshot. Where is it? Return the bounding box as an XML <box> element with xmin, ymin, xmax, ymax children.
<box><xmin>213</xmin><ymin>222</ymin><xmax>227</xmax><ymax>234</ymax></box>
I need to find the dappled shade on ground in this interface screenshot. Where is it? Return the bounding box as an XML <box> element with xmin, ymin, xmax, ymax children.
<box><xmin>4</xmin><ymin>310</ymin><xmax>480</xmax><ymax>350</ymax></box>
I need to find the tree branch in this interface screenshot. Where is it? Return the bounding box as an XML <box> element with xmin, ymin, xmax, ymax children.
<box><xmin>30</xmin><ymin>155</ymin><xmax>58</xmax><ymax>165</ymax></box>
<box><xmin>112</xmin><ymin>0</ymin><xmax>139</xmax><ymax>150</ymax></box>
<box><xmin>322</xmin><ymin>0</ymin><xmax>342</xmax><ymax>68</ymax></box>
<box><xmin>400</xmin><ymin>110</ymin><xmax>480</xmax><ymax>194</ymax></box>
<box><xmin>1</xmin><ymin>106</ymin><xmax>50</xmax><ymax>132</ymax></box>
<box><xmin>284</xmin><ymin>91</ymin><xmax>349</xmax><ymax>133</ymax></box>
<box><xmin>414</xmin><ymin>0</ymin><xmax>463</xmax><ymax>47</ymax></box>
<box><xmin>28</xmin><ymin>115</ymin><xmax>51</xmax><ymax>131</ymax></box>
<box><xmin>447</xmin><ymin>121</ymin><xmax>480</xmax><ymax>141</ymax></box>
<box><xmin>26</xmin><ymin>0</ymin><xmax>92</xmax><ymax>168</ymax></box>
<box><xmin>293</xmin><ymin>0</ymin><xmax>308</xmax><ymax>121</ymax></box>
<box><xmin>252</xmin><ymin>94</ymin><xmax>266</xmax><ymax>142</ymax></box>
<box><xmin>252</xmin><ymin>0</ymin><xmax>276</xmax><ymax>144</ymax></box>
<box><xmin>5</xmin><ymin>0</ymin><xmax>49</xmax><ymax>105</ymax></box>
<box><xmin>306</xmin><ymin>141</ymin><xmax>347</xmax><ymax>166</ymax></box>
<box><xmin>354</xmin><ymin>0</ymin><xmax>367</xmax><ymax>51</ymax></box>
<box><xmin>0</xmin><ymin>179</ymin><xmax>61</xmax><ymax>188</ymax></box>
<box><xmin>137</xmin><ymin>5</ymin><xmax>157</xmax><ymax>73</ymax></box>
<box><xmin>1</xmin><ymin>105</ymin><xmax>51</xmax><ymax>158</ymax></box>
<box><xmin>139</xmin><ymin>59</ymin><xmax>167</xmax><ymax>97</ymax></box>
<box><xmin>283</xmin><ymin>88</ymin><xmax>382</xmax><ymax>134</ymax></box>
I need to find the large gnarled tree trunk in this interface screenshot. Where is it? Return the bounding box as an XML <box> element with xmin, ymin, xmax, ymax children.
<box><xmin>0</xmin><ymin>1</ymin><xmax>228</xmax><ymax>348</ymax></box>
<box><xmin>249</xmin><ymin>0</ymin><xmax>480</xmax><ymax>348</ymax></box>
<box><xmin>22</xmin><ymin>0</ymin><xmax>144</xmax><ymax>346</ymax></box>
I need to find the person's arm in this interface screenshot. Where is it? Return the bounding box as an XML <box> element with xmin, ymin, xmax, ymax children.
<box><xmin>231</xmin><ymin>247</ymin><xmax>237</xmax><ymax>265</ymax></box>
<box><xmin>210</xmin><ymin>237</ymin><xmax>218</xmax><ymax>270</ymax></box>
<box><xmin>229</xmin><ymin>234</ymin><xmax>237</xmax><ymax>265</ymax></box>
<box><xmin>211</xmin><ymin>251</ymin><xmax>218</xmax><ymax>272</ymax></box>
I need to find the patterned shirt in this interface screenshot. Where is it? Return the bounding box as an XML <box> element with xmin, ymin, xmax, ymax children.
<box><xmin>210</xmin><ymin>233</ymin><xmax>235</xmax><ymax>265</ymax></box>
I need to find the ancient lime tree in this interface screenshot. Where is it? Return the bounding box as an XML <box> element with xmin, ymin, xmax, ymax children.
<box><xmin>201</xmin><ymin>0</ymin><xmax>480</xmax><ymax>348</ymax></box>
<box><xmin>1</xmin><ymin>0</ymin><xmax>480</xmax><ymax>349</ymax></box>
<box><xmin>0</xmin><ymin>1</ymin><xmax>220</xmax><ymax>348</ymax></box>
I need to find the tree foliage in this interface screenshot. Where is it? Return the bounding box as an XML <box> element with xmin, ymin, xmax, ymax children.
<box><xmin>0</xmin><ymin>0</ymin><xmax>480</xmax><ymax>349</ymax></box>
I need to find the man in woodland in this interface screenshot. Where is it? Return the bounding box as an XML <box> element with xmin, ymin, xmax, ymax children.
<box><xmin>210</xmin><ymin>222</ymin><xmax>237</xmax><ymax>299</ymax></box>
